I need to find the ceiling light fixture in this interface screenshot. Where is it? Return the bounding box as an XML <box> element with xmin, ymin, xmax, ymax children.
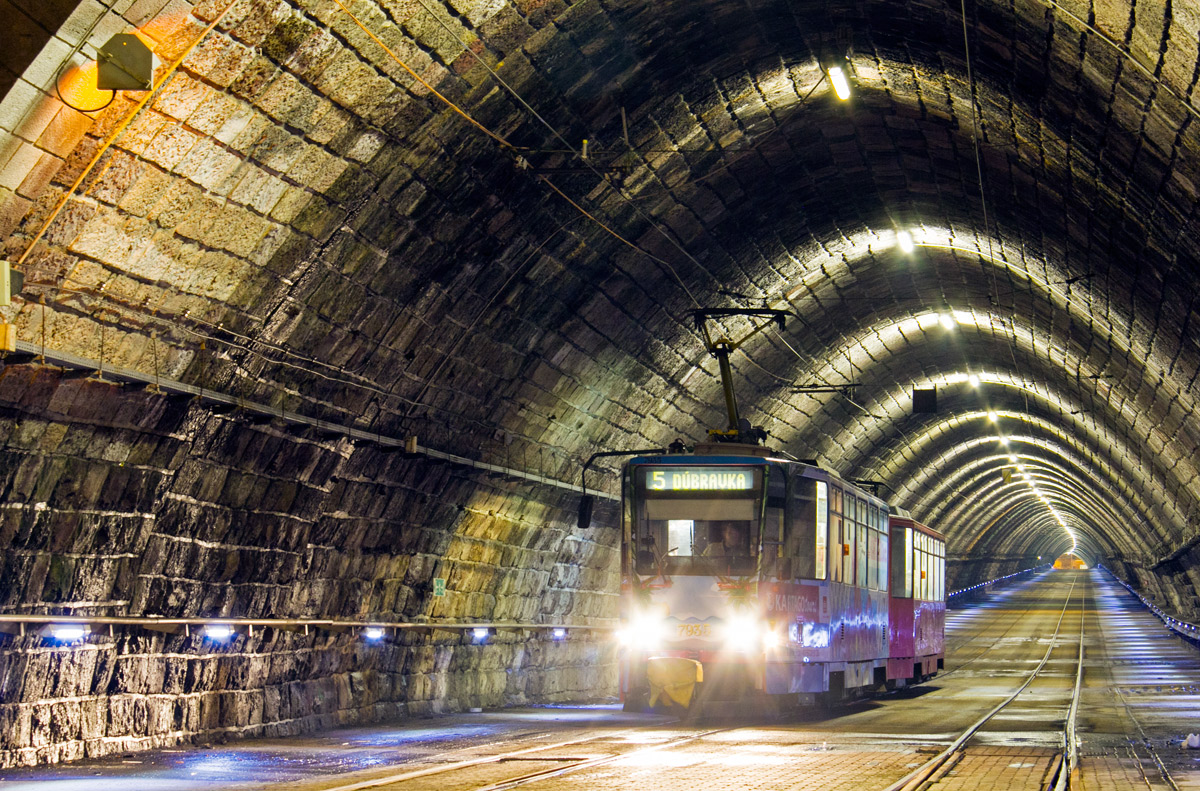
<box><xmin>828</xmin><ymin>65</ymin><xmax>852</xmax><ymax>100</ymax></box>
<box><xmin>897</xmin><ymin>230</ymin><xmax>914</xmax><ymax>253</ymax></box>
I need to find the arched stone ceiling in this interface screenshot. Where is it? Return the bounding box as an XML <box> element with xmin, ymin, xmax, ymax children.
<box><xmin>3</xmin><ymin>0</ymin><xmax>1200</xmax><ymax>578</ymax></box>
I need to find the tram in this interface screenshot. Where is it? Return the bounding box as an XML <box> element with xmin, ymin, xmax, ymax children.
<box><xmin>613</xmin><ymin>308</ymin><xmax>946</xmax><ymax>711</ymax></box>
<box><xmin>887</xmin><ymin>513</ymin><xmax>946</xmax><ymax>685</ymax></box>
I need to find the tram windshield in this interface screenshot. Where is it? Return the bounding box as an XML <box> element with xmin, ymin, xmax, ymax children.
<box><xmin>633</xmin><ymin>467</ymin><xmax>762</xmax><ymax>576</ymax></box>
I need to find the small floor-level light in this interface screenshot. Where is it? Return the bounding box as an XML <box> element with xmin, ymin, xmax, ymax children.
<box><xmin>204</xmin><ymin>624</ymin><xmax>234</xmax><ymax>641</ymax></box>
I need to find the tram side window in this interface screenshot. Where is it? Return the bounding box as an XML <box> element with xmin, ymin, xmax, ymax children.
<box><xmin>936</xmin><ymin>539</ymin><xmax>946</xmax><ymax>600</ymax></box>
<box><xmin>878</xmin><ymin>522</ymin><xmax>890</xmax><ymax>591</ymax></box>
<box><xmin>829</xmin><ymin>487</ymin><xmax>843</xmax><ymax>582</ymax></box>
<box><xmin>762</xmin><ymin>468</ymin><xmax>786</xmax><ymax>577</ymax></box>
<box><xmin>913</xmin><ymin>538</ymin><xmax>927</xmax><ymax>600</ymax></box>
<box><xmin>815</xmin><ymin>481</ymin><xmax>828</xmax><ymax>580</ymax></box>
<box><xmin>874</xmin><ymin>507</ymin><xmax>889</xmax><ymax>592</ymax></box>
<box><xmin>891</xmin><ymin>525</ymin><xmax>910</xmax><ymax>597</ymax></box>
<box><xmin>849</xmin><ymin>494</ymin><xmax>868</xmax><ymax>588</ymax></box>
<box><xmin>868</xmin><ymin>525</ymin><xmax>878</xmax><ymax>588</ymax></box>
<box><xmin>868</xmin><ymin>506</ymin><xmax>878</xmax><ymax>591</ymax></box>
<box><xmin>786</xmin><ymin>479</ymin><xmax>817</xmax><ymax>579</ymax></box>
<box><xmin>937</xmin><ymin>553</ymin><xmax>944</xmax><ymax>600</ymax></box>
<box><xmin>905</xmin><ymin>528</ymin><xmax>914</xmax><ymax>597</ymax></box>
<box><xmin>829</xmin><ymin>512</ymin><xmax>843</xmax><ymax>582</ymax></box>
<box><xmin>842</xmin><ymin>494</ymin><xmax>855</xmax><ymax>583</ymax></box>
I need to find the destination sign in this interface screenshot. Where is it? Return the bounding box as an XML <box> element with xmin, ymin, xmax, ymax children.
<box><xmin>644</xmin><ymin>467</ymin><xmax>755</xmax><ymax>492</ymax></box>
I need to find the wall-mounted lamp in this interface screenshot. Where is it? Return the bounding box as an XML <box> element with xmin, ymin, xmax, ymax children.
<box><xmin>96</xmin><ymin>34</ymin><xmax>153</xmax><ymax>91</ymax></box>
<box><xmin>48</xmin><ymin>625</ymin><xmax>88</xmax><ymax>643</ymax></box>
<box><xmin>56</xmin><ymin>34</ymin><xmax>154</xmax><ymax>113</ymax></box>
<box><xmin>896</xmin><ymin>230</ymin><xmax>915</xmax><ymax>253</ymax></box>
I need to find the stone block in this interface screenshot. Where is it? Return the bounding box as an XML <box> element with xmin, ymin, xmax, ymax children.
<box><xmin>0</xmin><ymin>140</ymin><xmax>41</xmax><ymax>191</ymax></box>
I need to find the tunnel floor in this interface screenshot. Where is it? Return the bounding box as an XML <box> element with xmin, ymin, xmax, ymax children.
<box><xmin>2</xmin><ymin>569</ymin><xmax>1199</xmax><ymax>790</ymax></box>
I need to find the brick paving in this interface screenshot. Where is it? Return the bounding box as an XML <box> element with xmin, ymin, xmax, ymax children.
<box><xmin>1076</xmin><ymin>574</ymin><xmax>1200</xmax><ymax>790</ymax></box>
<box><xmin>3</xmin><ymin>0</ymin><xmax>1200</xmax><ymax>775</ymax></box>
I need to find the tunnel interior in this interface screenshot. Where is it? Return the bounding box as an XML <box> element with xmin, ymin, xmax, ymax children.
<box><xmin>2</xmin><ymin>0</ymin><xmax>1200</xmax><ymax>767</ymax></box>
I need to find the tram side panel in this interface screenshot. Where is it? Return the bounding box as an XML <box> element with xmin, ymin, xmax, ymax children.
<box><xmin>763</xmin><ymin>468</ymin><xmax>892</xmax><ymax>697</ymax></box>
<box><xmin>887</xmin><ymin>517</ymin><xmax>946</xmax><ymax>682</ymax></box>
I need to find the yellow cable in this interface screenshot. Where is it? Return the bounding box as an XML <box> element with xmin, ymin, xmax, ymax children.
<box><xmin>331</xmin><ymin>0</ymin><xmax>702</xmax><ymax>304</ymax></box>
<box><xmin>330</xmin><ymin>0</ymin><xmax>513</xmax><ymax>150</ymax></box>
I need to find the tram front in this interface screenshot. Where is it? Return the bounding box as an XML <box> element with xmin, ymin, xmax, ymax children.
<box><xmin>618</xmin><ymin>448</ymin><xmax>781</xmax><ymax>711</ymax></box>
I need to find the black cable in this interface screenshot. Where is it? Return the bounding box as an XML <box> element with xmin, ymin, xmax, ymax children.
<box><xmin>54</xmin><ymin>68</ymin><xmax>116</xmax><ymax>114</ymax></box>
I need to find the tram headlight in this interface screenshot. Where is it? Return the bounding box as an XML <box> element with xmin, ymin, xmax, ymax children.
<box><xmin>617</xmin><ymin>613</ymin><xmax>664</xmax><ymax>650</ymax></box>
<box><xmin>722</xmin><ymin>613</ymin><xmax>763</xmax><ymax>652</ymax></box>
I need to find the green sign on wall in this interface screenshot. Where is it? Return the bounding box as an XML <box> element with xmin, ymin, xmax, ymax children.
<box><xmin>433</xmin><ymin>577</ymin><xmax>446</xmax><ymax>597</ymax></box>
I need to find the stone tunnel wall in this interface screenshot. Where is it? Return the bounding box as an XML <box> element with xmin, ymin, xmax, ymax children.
<box><xmin>1105</xmin><ymin>556</ymin><xmax>1200</xmax><ymax>621</ymax></box>
<box><xmin>0</xmin><ymin>362</ymin><xmax>620</xmax><ymax>768</ymax></box>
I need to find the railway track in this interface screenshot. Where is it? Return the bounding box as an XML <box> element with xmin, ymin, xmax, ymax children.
<box><xmin>1091</xmin><ymin>580</ymin><xmax>1182</xmax><ymax>791</ymax></box>
<box><xmin>878</xmin><ymin>574</ymin><xmax>1086</xmax><ymax>791</ymax></box>
<box><xmin>309</xmin><ymin>721</ymin><xmax>730</xmax><ymax>791</ymax></box>
<box><xmin>939</xmin><ymin>571</ymin><xmax>1055</xmax><ymax>679</ymax></box>
<box><xmin>293</xmin><ymin>575</ymin><xmax>1092</xmax><ymax>791</ymax></box>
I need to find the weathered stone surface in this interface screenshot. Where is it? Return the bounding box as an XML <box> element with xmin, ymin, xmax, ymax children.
<box><xmin>3</xmin><ymin>0</ymin><xmax>1200</xmax><ymax>768</ymax></box>
<box><xmin>0</xmin><ymin>366</ymin><xmax>617</xmax><ymax>767</ymax></box>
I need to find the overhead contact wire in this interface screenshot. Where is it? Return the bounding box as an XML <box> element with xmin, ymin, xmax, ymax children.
<box><xmin>329</xmin><ymin>0</ymin><xmax>512</xmax><ymax>149</ymax></box>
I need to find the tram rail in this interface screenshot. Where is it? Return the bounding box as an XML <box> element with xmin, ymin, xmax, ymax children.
<box><xmin>937</xmin><ymin>573</ymin><xmax>1054</xmax><ymax>680</ymax></box>
<box><xmin>880</xmin><ymin>575</ymin><xmax>1086</xmax><ymax>791</ymax></box>
<box><xmin>1103</xmin><ymin>611</ymin><xmax>1182</xmax><ymax>788</ymax></box>
<box><xmin>312</xmin><ymin>721</ymin><xmax>729</xmax><ymax>791</ymax></box>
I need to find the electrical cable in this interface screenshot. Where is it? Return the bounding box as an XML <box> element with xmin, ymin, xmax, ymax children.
<box><xmin>957</xmin><ymin>0</ymin><xmax>1032</xmax><ymax>415</ymax></box>
<box><xmin>401</xmin><ymin>214</ymin><xmax>588</xmax><ymax>418</ymax></box>
<box><xmin>329</xmin><ymin>0</ymin><xmax>706</xmax><ymax>310</ymax></box>
<box><xmin>407</xmin><ymin>0</ymin><xmax>715</xmax><ymax>307</ymax></box>
<box><xmin>46</xmin><ymin>0</ymin><xmax>122</xmax><ymax>114</ymax></box>
<box><xmin>54</xmin><ymin>76</ymin><xmax>115</xmax><ymax>114</ymax></box>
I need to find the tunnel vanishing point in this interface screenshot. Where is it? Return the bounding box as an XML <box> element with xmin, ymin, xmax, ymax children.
<box><xmin>2</xmin><ymin>0</ymin><xmax>1200</xmax><ymax>769</ymax></box>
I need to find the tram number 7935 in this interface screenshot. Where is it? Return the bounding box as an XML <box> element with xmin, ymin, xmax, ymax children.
<box><xmin>677</xmin><ymin>623</ymin><xmax>712</xmax><ymax>639</ymax></box>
